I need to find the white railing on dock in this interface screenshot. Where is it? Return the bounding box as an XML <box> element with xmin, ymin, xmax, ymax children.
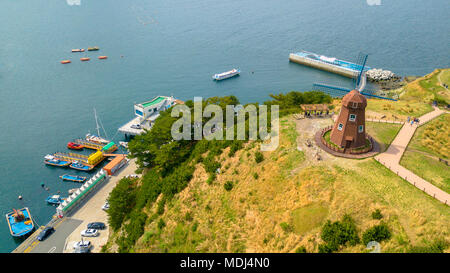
<box><xmin>56</xmin><ymin>169</ymin><xmax>109</xmax><ymax>217</ymax></box>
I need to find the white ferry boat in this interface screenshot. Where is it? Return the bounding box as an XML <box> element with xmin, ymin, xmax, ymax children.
<box><xmin>212</xmin><ymin>68</ymin><xmax>240</xmax><ymax>81</ymax></box>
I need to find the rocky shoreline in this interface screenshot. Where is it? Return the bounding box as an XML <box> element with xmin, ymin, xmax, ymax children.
<box><xmin>366</xmin><ymin>68</ymin><xmax>422</xmax><ymax>91</ymax></box>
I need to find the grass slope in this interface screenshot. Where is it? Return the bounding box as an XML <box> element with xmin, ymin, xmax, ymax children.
<box><xmin>129</xmin><ymin>116</ymin><xmax>449</xmax><ymax>253</ymax></box>
<box><xmin>400</xmin><ymin>114</ymin><xmax>450</xmax><ymax>193</ymax></box>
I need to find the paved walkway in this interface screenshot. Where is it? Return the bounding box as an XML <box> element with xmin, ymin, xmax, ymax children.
<box><xmin>63</xmin><ymin>159</ymin><xmax>138</xmax><ymax>253</ymax></box>
<box><xmin>375</xmin><ymin>107</ymin><xmax>449</xmax><ymax>205</ymax></box>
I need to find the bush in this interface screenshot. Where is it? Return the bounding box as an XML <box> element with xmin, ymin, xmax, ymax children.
<box><xmin>362</xmin><ymin>223</ymin><xmax>391</xmax><ymax>245</ymax></box>
<box><xmin>318</xmin><ymin>243</ymin><xmax>335</xmax><ymax>253</ymax></box>
<box><xmin>280</xmin><ymin>222</ymin><xmax>293</xmax><ymax>233</ymax></box>
<box><xmin>206</xmin><ymin>173</ymin><xmax>216</xmax><ymax>185</ymax></box>
<box><xmin>253</xmin><ymin>173</ymin><xmax>259</xmax><ymax>180</ymax></box>
<box><xmin>408</xmin><ymin>239</ymin><xmax>448</xmax><ymax>253</ymax></box>
<box><xmin>372</xmin><ymin>209</ymin><xmax>383</xmax><ymax>220</ymax></box>
<box><xmin>157</xmin><ymin>198</ymin><xmax>166</xmax><ymax>215</ymax></box>
<box><xmin>295</xmin><ymin>246</ymin><xmax>307</xmax><ymax>253</ymax></box>
<box><xmin>107</xmin><ymin>178</ymin><xmax>137</xmax><ymax>231</ymax></box>
<box><xmin>224</xmin><ymin>181</ymin><xmax>234</xmax><ymax>191</ymax></box>
<box><xmin>185</xmin><ymin>212</ymin><xmax>193</xmax><ymax>222</ymax></box>
<box><xmin>320</xmin><ymin>214</ymin><xmax>360</xmax><ymax>252</ymax></box>
<box><xmin>255</xmin><ymin>151</ymin><xmax>264</xmax><ymax>163</ymax></box>
<box><xmin>158</xmin><ymin>218</ymin><xmax>166</xmax><ymax>230</ymax></box>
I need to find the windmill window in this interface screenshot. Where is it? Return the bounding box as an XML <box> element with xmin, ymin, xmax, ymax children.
<box><xmin>352</xmin><ymin>102</ymin><xmax>359</xmax><ymax>108</ymax></box>
<box><xmin>358</xmin><ymin>125</ymin><xmax>364</xmax><ymax>133</ymax></box>
<box><xmin>349</xmin><ymin>114</ymin><xmax>356</xmax><ymax>121</ymax></box>
<box><xmin>338</xmin><ymin>123</ymin><xmax>344</xmax><ymax>131</ymax></box>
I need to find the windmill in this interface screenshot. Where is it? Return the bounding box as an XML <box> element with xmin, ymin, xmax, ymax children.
<box><xmin>313</xmin><ymin>53</ymin><xmax>397</xmax><ymax>101</ymax></box>
<box><xmin>313</xmin><ymin>53</ymin><xmax>395</xmax><ymax>152</ymax></box>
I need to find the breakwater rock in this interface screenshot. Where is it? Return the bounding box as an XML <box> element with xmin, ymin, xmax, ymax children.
<box><xmin>367</xmin><ymin>68</ymin><xmax>401</xmax><ymax>81</ymax></box>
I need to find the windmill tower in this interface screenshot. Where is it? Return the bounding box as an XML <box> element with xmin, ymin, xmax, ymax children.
<box><xmin>314</xmin><ymin>53</ymin><xmax>396</xmax><ymax>152</ymax></box>
<box><xmin>330</xmin><ymin>89</ymin><xmax>367</xmax><ymax>149</ymax></box>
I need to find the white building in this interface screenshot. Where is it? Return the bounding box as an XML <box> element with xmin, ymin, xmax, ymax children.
<box><xmin>119</xmin><ymin>96</ymin><xmax>183</xmax><ymax>136</ymax></box>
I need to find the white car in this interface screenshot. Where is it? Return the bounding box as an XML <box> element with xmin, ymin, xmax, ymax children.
<box><xmin>73</xmin><ymin>240</ymin><xmax>91</xmax><ymax>249</ymax></box>
<box><xmin>102</xmin><ymin>202</ymin><xmax>110</xmax><ymax>211</ymax></box>
<box><xmin>81</xmin><ymin>229</ymin><xmax>99</xmax><ymax>237</ymax></box>
<box><xmin>130</xmin><ymin>124</ymin><xmax>142</xmax><ymax>129</ymax></box>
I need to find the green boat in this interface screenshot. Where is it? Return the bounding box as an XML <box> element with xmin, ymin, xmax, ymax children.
<box><xmin>88</xmin><ymin>46</ymin><xmax>99</xmax><ymax>51</ymax></box>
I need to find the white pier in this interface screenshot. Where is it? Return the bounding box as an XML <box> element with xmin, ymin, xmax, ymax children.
<box><xmin>118</xmin><ymin>96</ymin><xmax>183</xmax><ymax>137</ymax></box>
<box><xmin>118</xmin><ymin>115</ymin><xmax>155</xmax><ymax>136</ymax></box>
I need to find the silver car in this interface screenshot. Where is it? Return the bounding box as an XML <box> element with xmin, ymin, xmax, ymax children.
<box><xmin>81</xmin><ymin>229</ymin><xmax>99</xmax><ymax>237</ymax></box>
<box><xmin>73</xmin><ymin>240</ymin><xmax>92</xmax><ymax>249</ymax></box>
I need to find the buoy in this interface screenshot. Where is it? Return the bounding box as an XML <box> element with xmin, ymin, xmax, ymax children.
<box><xmin>80</xmin><ymin>57</ymin><xmax>90</xmax><ymax>61</ymax></box>
<box><xmin>41</xmin><ymin>183</ymin><xmax>45</xmax><ymax>187</ymax></box>
<box><xmin>98</xmin><ymin>56</ymin><xmax>108</xmax><ymax>59</ymax></box>
<box><xmin>18</xmin><ymin>196</ymin><xmax>23</xmax><ymax>200</ymax></box>
<box><xmin>61</xmin><ymin>60</ymin><xmax>71</xmax><ymax>64</ymax></box>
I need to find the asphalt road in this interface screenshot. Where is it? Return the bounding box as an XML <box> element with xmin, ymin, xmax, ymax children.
<box><xmin>29</xmin><ymin>218</ymin><xmax>83</xmax><ymax>253</ymax></box>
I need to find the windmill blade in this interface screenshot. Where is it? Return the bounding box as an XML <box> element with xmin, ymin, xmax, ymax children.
<box><xmin>313</xmin><ymin>83</ymin><xmax>352</xmax><ymax>97</ymax></box>
<box><xmin>314</xmin><ymin>83</ymin><xmax>397</xmax><ymax>101</ymax></box>
<box><xmin>353</xmin><ymin>53</ymin><xmax>369</xmax><ymax>89</ymax></box>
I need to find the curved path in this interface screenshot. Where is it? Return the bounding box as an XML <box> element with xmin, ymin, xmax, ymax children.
<box><xmin>374</xmin><ymin>106</ymin><xmax>449</xmax><ymax>205</ymax></box>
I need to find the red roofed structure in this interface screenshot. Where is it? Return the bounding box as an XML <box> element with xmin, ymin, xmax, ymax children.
<box><xmin>330</xmin><ymin>90</ymin><xmax>368</xmax><ymax>149</ymax></box>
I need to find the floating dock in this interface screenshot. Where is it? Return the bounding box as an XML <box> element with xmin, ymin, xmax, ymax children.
<box><xmin>289</xmin><ymin>51</ymin><xmax>370</xmax><ymax>78</ymax></box>
<box><xmin>73</xmin><ymin>139</ymin><xmax>118</xmax><ymax>152</ymax></box>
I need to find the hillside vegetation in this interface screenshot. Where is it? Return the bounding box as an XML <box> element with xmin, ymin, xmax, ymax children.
<box><xmin>103</xmin><ymin>71</ymin><xmax>449</xmax><ymax>253</ymax></box>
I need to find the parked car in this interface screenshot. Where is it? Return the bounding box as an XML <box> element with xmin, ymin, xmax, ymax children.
<box><xmin>87</xmin><ymin>222</ymin><xmax>106</xmax><ymax>230</ymax></box>
<box><xmin>73</xmin><ymin>240</ymin><xmax>91</xmax><ymax>249</ymax></box>
<box><xmin>73</xmin><ymin>246</ymin><xmax>91</xmax><ymax>253</ymax></box>
<box><xmin>102</xmin><ymin>201</ymin><xmax>110</xmax><ymax>211</ymax></box>
<box><xmin>81</xmin><ymin>229</ymin><xmax>99</xmax><ymax>237</ymax></box>
<box><xmin>130</xmin><ymin>124</ymin><xmax>142</xmax><ymax>129</ymax></box>
<box><xmin>37</xmin><ymin>227</ymin><xmax>55</xmax><ymax>241</ymax></box>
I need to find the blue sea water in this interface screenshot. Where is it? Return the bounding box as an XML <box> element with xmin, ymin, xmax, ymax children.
<box><xmin>0</xmin><ymin>0</ymin><xmax>448</xmax><ymax>252</ymax></box>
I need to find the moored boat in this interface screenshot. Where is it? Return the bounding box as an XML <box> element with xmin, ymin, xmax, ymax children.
<box><xmin>68</xmin><ymin>188</ymin><xmax>79</xmax><ymax>195</ymax></box>
<box><xmin>98</xmin><ymin>56</ymin><xmax>107</xmax><ymax>59</ymax></box>
<box><xmin>70</xmin><ymin>161</ymin><xmax>94</xmax><ymax>171</ymax></box>
<box><xmin>67</xmin><ymin>142</ymin><xmax>84</xmax><ymax>150</ymax></box>
<box><xmin>61</xmin><ymin>60</ymin><xmax>71</xmax><ymax>64</ymax></box>
<box><xmin>212</xmin><ymin>68</ymin><xmax>240</xmax><ymax>81</ymax></box>
<box><xmin>44</xmin><ymin>155</ymin><xmax>71</xmax><ymax>167</ymax></box>
<box><xmin>5</xmin><ymin>208</ymin><xmax>35</xmax><ymax>237</ymax></box>
<box><xmin>119</xmin><ymin>141</ymin><xmax>129</xmax><ymax>149</ymax></box>
<box><xmin>86</xmin><ymin>133</ymin><xmax>110</xmax><ymax>145</ymax></box>
<box><xmin>80</xmin><ymin>57</ymin><xmax>90</xmax><ymax>61</ymax></box>
<box><xmin>72</xmin><ymin>49</ymin><xmax>85</xmax><ymax>52</ymax></box>
<box><xmin>46</xmin><ymin>195</ymin><xmax>66</xmax><ymax>205</ymax></box>
<box><xmin>60</xmin><ymin>174</ymin><xmax>87</xmax><ymax>183</ymax></box>
<box><xmin>87</xmin><ymin>46</ymin><xmax>99</xmax><ymax>51</ymax></box>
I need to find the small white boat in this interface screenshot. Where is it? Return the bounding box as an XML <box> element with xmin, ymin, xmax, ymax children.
<box><xmin>85</xmin><ymin>133</ymin><xmax>109</xmax><ymax>145</ymax></box>
<box><xmin>68</xmin><ymin>188</ymin><xmax>79</xmax><ymax>195</ymax></box>
<box><xmin>212</xmin><ymin>68</ymin><xmax>240</xmax><ymax>81</ymax></box>
<box><xmin>119</xmin><ymin>141</ymin><xmax>129</xmax><ymax>149</ymax></box>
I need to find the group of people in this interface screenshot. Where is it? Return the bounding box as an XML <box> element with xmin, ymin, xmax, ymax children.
<box><xmin>407</xmin><ymin>116</ymin><xmax>419</xmax><ymax>126</ymax></box>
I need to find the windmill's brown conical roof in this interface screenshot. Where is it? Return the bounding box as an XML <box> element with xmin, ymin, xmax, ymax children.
<box><xmin>342</xmin><ymin>90</ymin><xmax>367</xmax><ymax>108</ymax></box>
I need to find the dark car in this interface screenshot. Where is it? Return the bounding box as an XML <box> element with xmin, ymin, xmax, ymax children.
<box><xmin>87</xmin><ymin>222</ymin><xmax>105</xmax><ymax>230</ymax></box>
<box><xmin>37</xmin><ymin>227</ymin><xmax>55</xmax><ymax>241</ymax></box>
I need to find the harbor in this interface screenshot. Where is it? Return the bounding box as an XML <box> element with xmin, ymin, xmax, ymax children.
<box><xmin>10</xmin><ymin>95</ymin><xmax>177</xmax><ymax>252</ymax></box>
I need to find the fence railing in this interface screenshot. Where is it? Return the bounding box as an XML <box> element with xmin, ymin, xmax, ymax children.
<box><xmin>320</xmin><ymin>126</ymin><xmax>373</xmax><ymax>154</ymax></box>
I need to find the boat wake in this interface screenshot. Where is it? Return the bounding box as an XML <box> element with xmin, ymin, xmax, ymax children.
<box><xmin>131</xmin><ymin>5</ymin><xmax>158</xmax><ymax>26</ymax></box>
